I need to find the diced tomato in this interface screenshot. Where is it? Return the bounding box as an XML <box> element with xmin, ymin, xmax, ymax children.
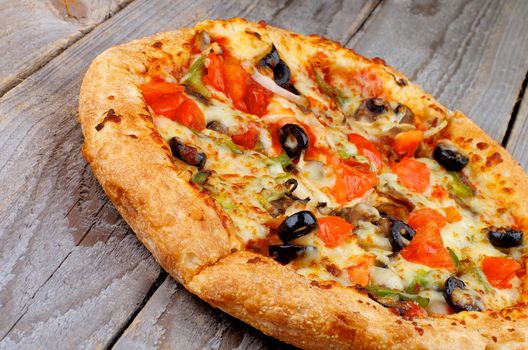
<box><xmin>203</xmin><ymin>53</ymin><xmax>225</xmax><ymax>92</ymax></box>
<box><xmin>346</xmin><ymin>255</ymin><xmax>375</xmax><ymax>287</ymax></box>
<box><xmin>345</xmin><ymin>67</ymin><xmax>383</xmax><ymax>98</ymax></box>
<box><xmin>140</xmin><ymin>81</ymin><xmax>184</xmax><ymax>104</ymax></box>
<box><xmin>317</xmin><ymin>216</ymin><xmax>354</xmax><ymax>248</ymax></box>
<box><xmin>443</xmin><ymin>206</ymin><xmax>462</xmax><ymax>223</ymax></box>
<box><xmin>431</xmin><ymin>185</ymin><xmax>447</xmax><ymax>200</ymax></box>
<box><xmin>401</xmin><ymin>208</ymin><xmax>454</xmax><ymax>271</ymax></box>
<box><xmin>231</xmin><ymin>123</ymin><xmax>260</xmax><ymax>149</ymax></box>
<box><xmin>222</xmin><ymin>56</ymin><xmax>249</xmax><ymax>112</ymax></box>
<box><xmin>400</xmin><ymin>302</ymin><xmax>428</xmax><ymax>318</ymax></box>
<box><xmin>172</xmin><ymin>99</ymin><xmax>206</xmax><ymax>131</ymax></box>
<box><xmin>407</xmin><ymin>208</ymin><xmax>447</xmax><ymax>231</ymax></box>
<box><xmin>392</xmin><ymin>158</ymin><xmax>430</xmax><ymax>193</ymax></box>
<box><xmin>245</xmin><ymin>81</ymin><xmax>271</xmax><ymax>117</ymax></box>
<box><xmin>147</xmin><ymin>93</ymin><xmax>186</xmax><ymax>119</ymax></box>
<box><xmin>331</xmin><ymin>165</ymin><xmax>378</xmax><ymax>204</ymax></box>
<box><xmin>347</xmin><ymin>133</ymin><xmax>383</xmax><ymax>171</ymax></box>
<box><xmin>481</xmin><ymin>256</ymin><xmax>522</xmax><ymax>289</ymax></box>
<box><xmin>393</xmin><ymin>130</ymin><xmax>423</xmax><ymax>157</ymax></box>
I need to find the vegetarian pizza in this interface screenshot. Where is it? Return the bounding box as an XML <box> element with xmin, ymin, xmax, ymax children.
<box><xmin>79</xmin><ymin>18</ymin><xmax>528</xmax><ymax>349</ymax></box>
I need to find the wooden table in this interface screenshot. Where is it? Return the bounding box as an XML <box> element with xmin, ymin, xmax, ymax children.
<box><xmin>0</xmin><ymin>0</ymin><xmax>527</xmax><ymax>348</ymax></box>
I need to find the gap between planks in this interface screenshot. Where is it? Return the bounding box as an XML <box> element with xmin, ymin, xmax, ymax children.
<box><xmin>501</xmin><ymin>70</ymin><xmax>528</xmax><ymax>147</ymax></box>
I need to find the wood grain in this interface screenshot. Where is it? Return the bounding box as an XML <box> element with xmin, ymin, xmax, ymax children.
<box><xmin>113</xmin><ymin>279</ymin><xmax>293</xmax><ymax>350</ymax></box>
<box><xmin>0</xmin><ymin>0</ymin><xmax>132</xmax><ymax>96</ymax></box>
<box><xmin>0</xmin><ymin>0</ymin><xmax>377</xmax><ymax>349</ymax></box>
<box><xmin>505</xmin><ymin>79</ymin><xmax>528</xmax><ymax>170</ymax></box>
<box><xmin>348</xmin><ymin>0</ymin><xmax>528</xmax><ymax>141</ymax></box>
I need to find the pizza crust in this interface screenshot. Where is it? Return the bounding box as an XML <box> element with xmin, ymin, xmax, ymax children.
<box><xmin>79</xmin><ymin>18</ymin><xmax>528</xmax><ymax>349</ymax></box>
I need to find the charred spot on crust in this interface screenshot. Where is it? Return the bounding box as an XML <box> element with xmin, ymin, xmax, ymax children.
<box><xmin>246</xmin><ymin>257</ymin><xmax>263</xmax><ymax>264</ymax></box>
<box><xmin>152</xmin><ymin>41</ymin><xmax>163</xmax><ymax>49</ymax></box>
<box><xmin>486</xmin><ymin>152</ymin><xmax>503</xmax><ymax>167</ymax></box>
<box><xmin>245</xmin><ymin>29</ymin><xmax>261</xmax><ymax>39</ymax></box>
<box><xmin>95</xmin><ymin>109</ymin><xmax>121</xmax><ymax>131</ymax></box>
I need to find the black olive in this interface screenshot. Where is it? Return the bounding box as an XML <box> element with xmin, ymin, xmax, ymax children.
<box><xmin>273</xmin><ymin>60</ymin><xmax>291</xmax><ymax>86</ymax></box>
<box><xmin>259</xmin><ymin>44</ymin><xmax>280</xmax><ymax>68</ymax></box>
<box><xmin>259</xmin><ymin>45</ymin><xmax>298</xmax><ymax>94</ymax></box>
<box><xmin>279</xmin><ymin>124</ymin><xmax>308</xmax><ymax>159</ymax></box>
<box><xmin>433</xmin><ymin>142</ymin><xmax>469</xmax><ymax>171</ymax></box>
<box><xmin>486</xmin><ymin>227</ymin><xmax>523</xmax><ymax>248</ymax></box>
<box><xmin>168</xmin><ymin>137</ymin><xmax>206</xmax><ymax>169</ymax></box>
<box><xmin>366</xmin><ymin>98</ymin><xmax>387</xmax><ymax>114</ymax></box>
<box><xmin>277</xmin><ymin>210</ymin><xmax>318</xmax><ymax>242</ymax></box>
<box><xmin>268</xmin><ymin>244</ymin><xmax>315</xmax><ymax>264</ymax></box>
<box><xmin>388</xmin><ymin>220</ymin><xmax>416</xmax><ymax>252</ymax></box>
<box><xmin>443</xmin><ymin>276</ymin><xmax>482</xmax><ymax>312</ymax></box>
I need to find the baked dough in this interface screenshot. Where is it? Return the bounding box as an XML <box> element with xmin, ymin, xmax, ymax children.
<box><xmin>79</xmin><ymin>18</ymin><xmax>528</xmax><ymax>349</ymax></box>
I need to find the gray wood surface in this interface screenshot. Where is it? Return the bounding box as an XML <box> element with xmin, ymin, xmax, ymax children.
<box><xmin>0</xmin><ymin>0</ymin><xmax>131</xmax><ymax>96</ymax></box>
<box><xmin>348</xmin><ymin>0</ymin><xmax>528</xmax><ymax>141</ymax></box>
<box><xmin>0</xmin><ymin>0</ymin><xmax>527</xmax><ymax>349</ymax></box>
<box><xmin>506</xmin><ymin>84</ymin><xmax>528</xmax><ymax>170</ymax></box>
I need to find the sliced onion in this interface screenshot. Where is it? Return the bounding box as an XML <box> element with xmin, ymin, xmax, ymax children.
<box><xmin>423</xmin><ymin>119</ymin><xmax>448</xmax><ymax>138</ymax></box>
<box><xmin>251</xmin><ymin>70</ymin><xmax>307</xmax><ymax>106</ymax></box>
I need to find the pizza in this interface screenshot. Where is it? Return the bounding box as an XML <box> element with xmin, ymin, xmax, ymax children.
<box><xmin>79</xmin><ymin>18</ymin><xmax>528</xmax><ymax>349</ymax></box>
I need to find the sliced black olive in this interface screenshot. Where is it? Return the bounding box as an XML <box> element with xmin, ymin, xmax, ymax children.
<box><xmin>206</xmin><ymin>120</ymin><xmax>228</xmax><ymax>134</ymax></box>
<box><xmin>433</xmin><ymin>141</ymin><xmax>469</xmax><ymax>171</ymax></box>
<box><xmin>259</xmin><ymin>45</ymin><xmax>298</xmax><ymax>94</ymax></box>
<box><xmin>259</xmin><ymin>44</ymin><xmax>280</xmax><ymax>67</ymax></box>
<box><xmin>277</xmin><ymin>210</ymin><xmax>318</xmax><ymax>242</ymax></box>
<box><xmin>354</xmin><ymin>98</ymin><xmax>389</xmax><ymax>121</ymax></box>
<box><xmin>485</xmin><ymin>227</ymin><xmax>523</xmax><ymax>248</ymax></box>
<box><xmin>388</xmin><ymin>220</ymin><xmax>416</xmax><ymax>252</ymax></box>
<box><xmin>268</xmin><ymin>244</ymin><xmax>315</xmax><ymax>264</ymax></box>
<box><xmin>366</xmin><ymin>98</ymin><xmax>387</xmax><ymax>114</ymax></box>
<box><xmin>443</xmin><ymin>276</ymin><xmax>482</xmax><ymax>312</ymax></box>
<box><xmin>279</xmin><ymin>124</ymin><xmax>309</xmax><ymax>159</ymax></box>
<box><xmin>168</xmin><ymin>137</ymin><xmax>206</xmax><ymax>169</ymax></box>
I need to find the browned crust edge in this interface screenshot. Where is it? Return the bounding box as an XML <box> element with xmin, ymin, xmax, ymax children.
<box><xmin>78</xmin><ymin>18</ymin><xmax>528</xmax><ymax>349</ymax></box>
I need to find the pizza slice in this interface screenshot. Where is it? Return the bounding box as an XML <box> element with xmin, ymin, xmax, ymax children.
<box><xmin>79</xmin><ymin>18</ymin><xmax>528</xmax><ymax>349</ymax></box>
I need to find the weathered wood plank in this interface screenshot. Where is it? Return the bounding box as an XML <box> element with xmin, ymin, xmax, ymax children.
<box><xmin>348</xmin><ymin>0</ymin><xmax>528</xmax><ymax>141</ymax></box>
<box><xmin>0</xmin><ymin>0</ymin><xmax>377</xmax><ymax>349</ymax></box>
<box><xmin>0</xmin><ymin>0</ymin><xmax>132</xmax><ymax>96</ymax></box>
<box><xmin>113</xmin><ymin>279</ymin><xmax>293</xmax><ymax>350</ymax></box>
<box><xmin>505</xmin><ymin>80</ymin><xmax>528</xmax><ymax>170</ymax></box>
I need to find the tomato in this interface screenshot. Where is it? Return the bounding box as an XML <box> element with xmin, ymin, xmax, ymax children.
<box><xmin>346</xmin><ymin>255</ymin><xmax>375</xmax><ymax>287</ymax></box>
<box><xmin>245</xmin><ymin>81</ymin><xmax>271</xmax><ymax>117</ymax></box>
<box><xmin>231</xmin><ymin>124</ymin><xmax>259</xmax><ymax>149</ymax></box>
<box><xmin>317</xmin><ymin>216</ymin><xmax>354</xmax><ymax>248</ymax></box>
<box><xmin>332</xmin><ymin>165</ymin><xmax>378</xmax><ymax>204</ymax></box>
<box><xmin>347</xmin><ymin>133</ymin><xmax>383</xmax><ymax>171</ymax></box>
<box><xmin>345</xmin><ymin>67</ymin><xmax>383</xmax><ymax>98</ymax></box>
<box><xmin>392</xmin><ymin>158</ymin><xmax>430</xmax><ymax>193</ymax></box>
<box><xmin>140</xmin><ymin>81</ymin><xmax>184</xmax><ymax>104</ymax></box>
<box><xmin>431</xmin><ymin>185</ymin><xmax>447</xmax><ymax>200</ymax></box>
<box><xmin>400</xmin><ymin>302</ymin><xmax>428</xmax><ymax>318</ymax></box>
<box><xmin>443</xmin><ymin>206</ymin><xmax>462</xmax><ymax>223</ymax></box>
<box><xmin>147</xmin><ymin>93</ymin><xmax>186</xmax><ymax>119</ymax></box>
<box><xmin>203</xmin><ymin>53</ymin><xmax>224</xmax><ymax>92</ymax></box>
<box><xmin>481</xmin><ymin>256</ymin><xmax>522</xmax><ymax>289</ymax></box>
<box><xmin>407</xmin><ymin>208</ymin><xmax>447</xmax><ymax>231</ymax></box>
<box><xmin>393</xmin><ymin>130</ymin><xmax>423</xmax><ymax>157</ymax></box>
<box><xmin>401</xmin><ymin>208</ymin><xmax>454</xmax><ymax>271</ymax></box>
<box><xmin>173</xmin><ymin>99</ymin><xmax>206</xmax><ymax>131</ymax></box>
<box><xmin>222</xmin><ymin>56</ymin><xmax>249</xmax><ymax>112</ymax></box>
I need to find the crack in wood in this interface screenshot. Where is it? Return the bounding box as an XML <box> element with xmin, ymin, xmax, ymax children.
<box><xmin>105</xmin><ymin>269</ymin><xmax>168</xmax><ymax>350</ymax></box>
<box><xmin>344</xmin><ymin>0</ymin><xmax>384</xmax><ymax>46</ymax></box>
<box><xmin>502</xmin><ymin>70</ymin><xmax>528</xmax><ymax>147</ymax></box>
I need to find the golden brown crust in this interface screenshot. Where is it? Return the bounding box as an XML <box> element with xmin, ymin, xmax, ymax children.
<box><xmin>79</xmin><ymin>18</ymin><xmax>528</xmax><ymax>349</ymax></box>
<box><xmin>79</xmin><ymin>30</ymin><xmax>238</xmax><ymax>284</ymax></box>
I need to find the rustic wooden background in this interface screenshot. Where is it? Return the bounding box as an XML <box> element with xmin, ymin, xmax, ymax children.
<box><xmin>0</xmin><ymin>0</ymin><xmax>527</xmax><ymax>349</ymax></box>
